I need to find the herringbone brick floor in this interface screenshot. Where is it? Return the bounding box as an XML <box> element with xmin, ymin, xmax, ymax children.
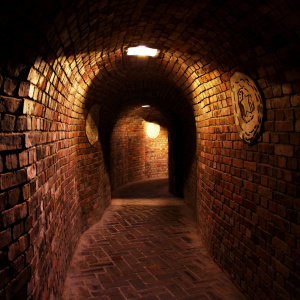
<box><xmin>62</xmin><ymin>179</ymin><xmax>246</xmax><ymax>300</ymax></box>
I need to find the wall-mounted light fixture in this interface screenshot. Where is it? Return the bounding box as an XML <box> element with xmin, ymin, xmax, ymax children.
<box><xmin>142</xmin><ymin>105</ymin><xmax>150</xmax><ymax>108</ymax></box>
<box><xmin>127</xmin><ymin>46</ymin><xmax>158</xmax><ymax>57</ymax></box>
<box><xmin>146</xmin><ymin>122</ymin><xmax>160</xmax><ymax>139</ymax></box>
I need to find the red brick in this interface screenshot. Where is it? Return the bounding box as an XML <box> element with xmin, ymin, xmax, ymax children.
<box><xmin>257</xmin><ymin>207</ymin><xmax>272</xmax><ymax>221</ymax></box>
<box><xmin>8</xmin><ymin>187</ymin><xmax>20</xmax><ymax>207</ymax></box>
<box><xmin>26</xmin><ymin>164</ymin><xmax>37</xmax><ymax>181</ymax></box>
<box><xmin>272</xmin><ymin>258</ymin><xmax>290</xmax><ymax>278</ymax></box>
<box><xmin>5</xmin><ymin>265</ymin><xmax>31</xmax><ymax>299</ymax></box>
<box><xmin>0</xmin><ymin>202</ymin><xmax>27</xmax><ymax>228</ymax></box>
<box><xmin>0</xmin><ymin>169</ymin><xmax>27</xmax><ymax>190</ymax></box>
<box><xmin>3</xmin><ymin>77</ymin><xmax>17</xmax><ymax>96</ymax></box>
<box><xmin>258</xmin><ymin>186</ymin><xmax>272</xmax><ymax>199</ymax></box>
<box><xmin>282</xmin><ymin>83</ymin><xmax>292</xmax><ymax>95</ymax></box>
<box><xmin>0</xmin><ymin>96</ymin><xmax>22</xmax><ymax>113</ymax></box>
<box><xmin>275</xmin><ymin>121</ymin><xmax>294</xmax><ymax>132</ymax></box>
<box><xmin>23</xmin><ymin>99</ymin><xmax>44</xmax><ymax>116</ymax></box>
<box><xmin>8</xmin><ymin>234</ymin><xmax>29</xmax><ymax>261</ymax></box>
<box><xmin>19</xmin><ymin>151</ymin><xmax>28</xmax><ymax>167</ymax></box>
<box><xmin>13</xmin><ymin>222</ymin><xmax>24</xmax><ymax>240</ymax></box>
<box><xmin>18</xmin><ymin>81</ymin><xmax>30</xmax><ymax>97</ymax></box>
<box><xmin>244</xmin><ymin>161</ymin><xmax>256</xmax><ymax>171</ymax></box>
<box><xmin>15</xmin><ymin>116</ymin><xmax>28</xmax><ymax>131</ymax></box>
<box><xmin>232</xmin><ymin>158</ymin><xmax>243</xmax><ymax>168</ymax></box>
<box><xmin>291</xmin><ymin>94</ymin><xmax>300</xmax><ymax>107</ymax></box>
<box><xmin>1</xmin><ymin>114</ymin><xmax>16</xmax><ymax>131</ymax></box>
<box><xmin>5</xmin><ymin>153</ymin><xmax>18</xmax><ymax>170</ymax></box>
<box><xmin>272</xmin><ymin>215</ymin><xmax>290</xmax><ymax>232</ymax></box>
<box><xmin>270</xmin><ymin>96</ymin><xmax>290</xmax><ymax>109</ymax></box>
<box><xmin>274</xmin><ymin>144</ymin><xmax>294</xmax><ymax>157</ymax></box>
<box><xmin>0</xmin><ymin>134</ymin><xmax>23</xmax><ymax>151</ymax></box>
<box><xmin>0</xmin><ymin>228</ymin><xmax>12</xmax><ymax>248</ymax></box>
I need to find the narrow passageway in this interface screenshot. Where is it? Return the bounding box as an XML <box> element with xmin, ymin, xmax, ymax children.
<box><xmin>62</xmin><ymin>179</ymin><xmax>245</xmax><ymax>300</ymax></box>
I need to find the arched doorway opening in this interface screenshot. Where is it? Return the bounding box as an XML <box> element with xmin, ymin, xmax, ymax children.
<box><xmin>110</xmin><ymin>106</ymin><xmax>169</xmax><ymax>190</ymax></box>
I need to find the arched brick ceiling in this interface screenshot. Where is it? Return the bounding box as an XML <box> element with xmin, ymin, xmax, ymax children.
<box><xmin>2</xmin><ymin>0</ymin><xmax>299</xmax><ymax>117</ymax></box>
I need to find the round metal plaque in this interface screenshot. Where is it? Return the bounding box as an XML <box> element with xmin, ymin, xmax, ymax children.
<box><xmin>230</xmin><ymin>72</ymin><xmax>263</xmax><ymax>143</ymax></box>
<box><xmin>86</xmin><ymin>104</ymin><xmax>100</xmax><ymax>145</ymax></box>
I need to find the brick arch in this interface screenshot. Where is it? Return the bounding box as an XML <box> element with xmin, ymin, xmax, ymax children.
<box><xmin>110</xmin><ymin>106</ymin><xmax>169</xmax><ymax>189</ymax></box>
<box><xmin>0</xmin><ymin>0</ymin><xmax>299</xmax><ymax>299</ymax></box>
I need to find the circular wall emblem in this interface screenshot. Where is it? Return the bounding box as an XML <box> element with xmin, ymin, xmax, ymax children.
<box><xmin>230</xmin><ymin>72</ymin><xmax>263</xmax><ymax>143</ymax></box>
<box><xmin>86</xmin><ymin>104</ymin><xmax>100</xmax><ymax>145</ymax></box>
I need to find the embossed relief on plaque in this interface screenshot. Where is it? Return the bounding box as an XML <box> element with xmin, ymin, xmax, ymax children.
<box><xmin>86</xmin><ymin>104</ymin><xmax>100</xmax><ymax>145</ymax></box>
<box><xmin>230</xmin><ymin>72</ymin><xmax>263</xmax><ymax>143</ymax></box>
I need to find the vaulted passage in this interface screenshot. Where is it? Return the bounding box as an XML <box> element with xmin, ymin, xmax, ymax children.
<box><xmin>0</xmin><ymin>1</ymin><xmax>299</xmax><ymax>299</ymax></box>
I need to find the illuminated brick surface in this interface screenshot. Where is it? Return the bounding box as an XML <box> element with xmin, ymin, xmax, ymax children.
<box><xmin>0</xmin><ymin>0</ymin><xmax>299</xmax><ymax>299</ymax></box>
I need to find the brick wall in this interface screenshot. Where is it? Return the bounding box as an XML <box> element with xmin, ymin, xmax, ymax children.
<box><xmin>110</xmin><ymin>108</ymin><xmax>168</xmax><ymax>190</ymax></box>
<box><xmin>0</xmin><ymin>0</ymin><xmax>299</xmax><ymax>299</ymax></box>
<box><xmin>194</xmin><ymin>63</ymin><xmax>300</xmax><ymax>298</ymax></box>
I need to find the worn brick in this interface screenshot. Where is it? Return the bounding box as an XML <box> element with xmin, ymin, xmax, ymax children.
<box><xmin>5</xmin><ymin>154</ymin><xmax>18</xmax><ymax>170</ymax></box>
<box><xmin>8</xmin><ymin>187</ymin><xmax>21</xmax><ymax>207</ymax></box>
<box><xmin>291</xmin><ymin>94</ymin><xmax>300</xmax><ymax>107</ymax></box>
<box><xmin>0</xmin><ymin>169</ymin><xmax>27</xmax><ymax>190</ymax></box>
<box><xmin>8</xmin><ymin>234</ymin><xmax>29</xmax><ymax>261</ymax></box>
<box><xmin>23</xmin><ymin>99</ymin><xmax>44</xmax><ymax>116</ymax></box>
<box><xmin>13</xmin><ymin>222</ymin><xmax>24</xmax><ymax>240</ymax></box>
<box><xmin>3</xmin><ymin>78</ymin><xmax>17</xmax><ymax>96</ymax></box>
<box><xmin>0</xmin><ymin>96</ymin><xmax>22</xmax><ymax>113</ymax></box>
<box><xmin>15</xmin><ymin>116</ymin><xmax>28</xmax><ymax>131</ymax></box>
<box><xmin>0</xmin><ymin>228</ymin><xmax>12</xmax><ymax>248</ymax></box>
<box><xmin>0</xmin><ymin>134</ymin><xmax>23</xmax><ymax>151</ymax></box>
<box><xmin>18</xmin><ymin>81</ymin><xmax>30</xmax><ymax>97</ymax></box>
<box><xmin>1</xmin><ymin>114</ymin><xmax>16</xmax><ymax>131</ymax></box>
<box><xmin>274</xmin><ymin>144</ymin><xmax>294</xmax><ymax>157</ymax></box>
<box><xmin>0</xmin><ymin>202</ymin><xmax>27</xmax><ymax>228</ymax></box>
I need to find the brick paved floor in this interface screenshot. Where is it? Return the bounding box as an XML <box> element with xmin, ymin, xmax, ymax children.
<box><xmin>62</xmin><ymin>178</ymin><xmax>246</xmax><ymax>300</ymax></box>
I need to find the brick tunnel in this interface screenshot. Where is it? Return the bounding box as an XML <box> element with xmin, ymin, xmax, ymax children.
<box><xmin>0</xmin><ymin>0</ymin><xmax>299</xmax><ymax>299</ymax></box>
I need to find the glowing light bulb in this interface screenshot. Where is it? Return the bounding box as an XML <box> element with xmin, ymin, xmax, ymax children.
<box><xmin>147</xmin><ymin>123</ymin><xmax>160</xmax><ymax>139</ymax></box>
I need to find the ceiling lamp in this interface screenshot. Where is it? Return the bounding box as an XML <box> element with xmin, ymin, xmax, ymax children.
<box><xmin>127</xmin><ymin>46</ymin><xmax>158</xmax><ymax>57</ymax></box>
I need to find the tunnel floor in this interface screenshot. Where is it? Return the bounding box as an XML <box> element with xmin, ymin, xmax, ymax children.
<box><xmin>62</xmin><ymin>178</ymin><xmax>245</xmax><ymax>300</ymax></box>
